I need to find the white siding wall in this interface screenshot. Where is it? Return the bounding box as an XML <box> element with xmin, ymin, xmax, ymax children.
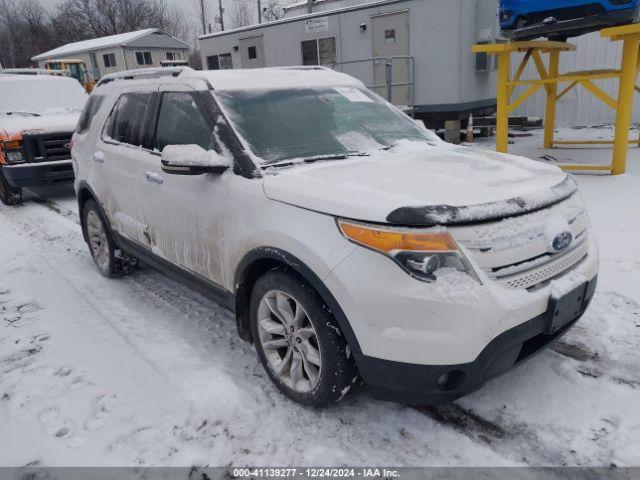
<box><xmin>200</xmin><ymin>0</ymin><xmax>498</xmax><ymax>110</ymax></box>
<box><xmin>510</xmin><ymin>31</ymin><xmax>640</xmax><ymax>125</ymax></box>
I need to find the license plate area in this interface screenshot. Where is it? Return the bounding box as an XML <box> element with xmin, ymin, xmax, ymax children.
<box><xmin>545</xmin><ymin>282</ymin><xmax>588</xmax><ymax>334</ymax></box>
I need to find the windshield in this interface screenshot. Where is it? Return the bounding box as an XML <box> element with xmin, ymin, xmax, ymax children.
<box><xmin>216</xmin><ymin>87</ymin><xmax>439</xmax><ymax>165</ymax></box>
<box><xmin>0</xmin><ymin>76</ymin><xmax>87</xmax><ymax>116</ymax></box>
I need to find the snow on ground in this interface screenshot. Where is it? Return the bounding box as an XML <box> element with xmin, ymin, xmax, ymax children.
<box><xmin>0</xmin><ymin>126</ymin><xmax>639</xmax><ymax>467</ymax></box>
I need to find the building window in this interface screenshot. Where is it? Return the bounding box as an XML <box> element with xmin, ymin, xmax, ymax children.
<box><xmin>207</xmin><ymin>55</ymin><xmax>220</xmax><ymax>70</ymax></box>
<box><xmin>166</xmin><ymin>51</ymin><xmax>183</xmax><ymax>61</ymax></box>
<box><xmin>102</xmin><ymin>53</ymin><xmax>116</xmax><ymax>68</ymax></box>
<box><xmin>206</xmin><ymin>53</ymin><xmax>233</xmax><ymax>70</ymax></box>
<box><xmin>301</xmin><ymin>37</ymin><xmax>336</xmax><ymax>66</ymax></box>
<box><xmin>219</xmin><ymin>53</ymin><xmax>233</xmax><ymax>69</ymax></box>
<box><xmin>135</xmin><ymin>51</ymin><xmax>153</xmax><ymax>66</ymax></box>
<box><xmin>247</xmin><ymin>46</ymin><xmax>257</xmax><ymax>60</ymax></box>
<box><xmin>475</xmin><ymin>42</ymin><xmax>490</xmax><ymax>73</ymax></box>
<box><xmin>384</xmin><ymin>29</ymin><xmax>396</xmax><ymax>44</ymax></box>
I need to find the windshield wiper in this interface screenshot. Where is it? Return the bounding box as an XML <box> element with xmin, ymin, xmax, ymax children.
<box><xmin>264</xmin><ymin>151</ymin><xmax>369</xmax><ymax>169</ymax></box>
<box><xmin>0</xmin><ymin>110</ymin><xmax>41</xmax><ymax>117</ymax></box>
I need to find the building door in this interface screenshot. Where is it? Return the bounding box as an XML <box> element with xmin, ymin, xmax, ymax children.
<box><xmin>239</xmin><ymin>36</ymin><xmax>265</xmax><ymax>68</ymax></box>
<box><xmin>89</xmin><ymin>52</ymin><xmax>101</xmax><ymax>80</ymax></box>
<box><xmin>372</xmin><ymin>10</ymin><xmax>410</xmax><ymax>106</ymax></box>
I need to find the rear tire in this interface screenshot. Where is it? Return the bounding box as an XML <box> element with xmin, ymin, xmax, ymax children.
<box><xmin>250</xmin><ymin>269</ymin><xmax>358</xmax><ymax>407</ymax></box>
<box><xmin>82</xmin><ymin>199</ymin><xmax>137</xmax><ymax>278</ymax></box>
<box><xmin>0</xmin><ymin>170</ymin><xmax>22</xmax><ymax>206</ymax></box>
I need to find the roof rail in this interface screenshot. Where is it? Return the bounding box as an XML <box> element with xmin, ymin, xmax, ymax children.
<box><xmin>95</xmin><ymin>66</ymin><xmax>193</xmax><ymax>88</ymax></box>
<box><xmin>271</xmin><ymin>66</ymin><xmax>332</xmax><ymax>72</ymax></box>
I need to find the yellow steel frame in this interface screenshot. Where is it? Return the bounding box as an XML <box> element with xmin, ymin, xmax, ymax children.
<box><xmin>473</xmin><ymin>23</ymin><xmax>640</xmax><ymax>175</ymax></box>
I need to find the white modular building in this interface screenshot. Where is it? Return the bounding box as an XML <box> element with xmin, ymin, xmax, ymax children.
<box><xmin>199</xmin><ymin>0</ymin><xmax>500</xmax><ymax>125</ymax></box>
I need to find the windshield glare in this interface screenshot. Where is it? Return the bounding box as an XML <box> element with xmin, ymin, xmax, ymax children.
<box><xmin>216</xmin><ymin>87</ymin><xmax>438</xmax><ymax>165</ymax></box>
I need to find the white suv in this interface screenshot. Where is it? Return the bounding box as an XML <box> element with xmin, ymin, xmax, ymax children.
<box><xmin>72</xmin><ymin>67</ymin><xmax>599</xmax><ymax>406</ymax></box>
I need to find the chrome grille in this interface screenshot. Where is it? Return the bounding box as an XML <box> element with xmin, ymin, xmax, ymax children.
<box><xmin>489</xmin><ymin>239</ymin><xmax>589</xmax><ymax>290</ymax></box>
<box><xmin>452</xmin><ymin>194</ymin><xmax>591</xmax><ymax>290</ymax></box>
<box><xmin>22</xmin><ymin>132</ymin><xmax>73</xmax><ymax>163</ymax></box>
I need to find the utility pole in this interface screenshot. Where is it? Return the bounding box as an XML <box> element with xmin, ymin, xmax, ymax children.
<box><xmin>199</xmin><ymin>0</ymin><xmax>207</xmax><ymax>35</ymax></box>
<box><xmin>307</xmin><ymin>0</ymin><xmax>313</xmax><ymax>14</ymax></box>
<box><xmin>218</xmin><ymin>0</ymin><xmax>225</xmax><ymax>31</ymax></box>
<box><xmin>257</xmin><ymin>0</ymin><xmax>262</xmax><ymax>23</ymax></box>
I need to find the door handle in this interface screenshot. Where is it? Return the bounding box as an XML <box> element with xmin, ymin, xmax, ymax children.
<box><xmin>144</xmin><ymin>171</ymin><xmax>164</xmax><ymax>185</ymax></box>
<box><xmin>92</xmin><ymin>151</ymin><xmax>105</xmax><ymax>163</ymax></box>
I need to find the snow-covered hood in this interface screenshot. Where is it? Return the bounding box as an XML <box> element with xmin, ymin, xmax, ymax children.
<box><xmin>262</xmin><ymin>144</ymin><xmax>575</xmax><ymax>226</ymax></box>
<box><xmin>1</xmin><ymin>112</ymin><xmax>80</xmax><ymax>137</ymax></box>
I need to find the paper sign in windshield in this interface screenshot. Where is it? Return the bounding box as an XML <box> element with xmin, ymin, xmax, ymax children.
<box><xmin>334</xmin><ymin>87</ymin><xmax>374</xmax><ymax>103</ymax></box>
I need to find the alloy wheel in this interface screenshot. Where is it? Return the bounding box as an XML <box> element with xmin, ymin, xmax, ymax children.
<box><xmin>257</xmin><ymin>290</ymin><xmax>322</xmax><ymax>393</ymax></box>
<box><xmin>86</xmin><ymin>209</ymin><xmax>110</xmax><ymax>273</ymax></box>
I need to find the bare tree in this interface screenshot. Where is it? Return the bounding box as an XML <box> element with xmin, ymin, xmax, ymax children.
<box><xmin>0</xmin><ymin>0</ymin><xmax>193</xmax><ymax>68</ymax></box>
<box><xmin>0</xmin><ymin>0</ymin><xmax>52</xmax><ymax>68</ymax></box>
<box><xmin>188</xmin><ymin>47</ymin><xmax>203</xmax><ymax>69</ymax></box>
<box><xmin>194</xmin><ymin>0</ymin><xmax>212</xmax><ymax>35</ymax></box>
<box><xmin>261</xmin><ymin>0</ymin><xmax>287</xmax><ymax>22</ymax></box>
<box><xmin>52</xmin><ymin>0</ymin><xmax>191</xmax><ymax>41</ymax></box>
<box><xmin>230</xmin><ymin>0</ymin><xmax>255</xmax><ymax>28</ymax></box>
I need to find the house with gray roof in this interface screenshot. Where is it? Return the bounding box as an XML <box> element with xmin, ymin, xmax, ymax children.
<box><xmin>32</xmin><ymin>29</ymin><xmax>190</xmax><ymax>80</ymax></box>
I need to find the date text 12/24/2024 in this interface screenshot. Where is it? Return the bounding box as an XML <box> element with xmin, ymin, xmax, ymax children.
<box><xmin>232</xmin><ymin>469</ymin><xmax>401</xmax><ymax>479</ymax></box>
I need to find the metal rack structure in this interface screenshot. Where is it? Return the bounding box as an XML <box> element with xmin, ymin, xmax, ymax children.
<box><xmin>473</xmin><ymin>23</ymin><xmax>640</xmax><ymax>175</ymax></box>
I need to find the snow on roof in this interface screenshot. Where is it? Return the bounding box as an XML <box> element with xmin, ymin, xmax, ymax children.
<box><xmin>284</xmin><ymin>0</ymin><xmax>340</xmax><ymax>11</ymax></box>
<box><xmin>32</xmin><ymin>29</ymin><xmax>185</xmax><ymax>62</ymax></box>
<box><xmin>182</xmin><ymin>67</ymin><xmax>364</xmax><ymax>91</ymax></box>
<box><xmin>199</xmin><ymin>0</ymin><xmax>397</xmax><ymax>39</ymax></box>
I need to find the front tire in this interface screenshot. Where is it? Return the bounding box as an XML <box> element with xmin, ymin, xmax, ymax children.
<box><xmin>0</xmin><ymin>170</ymin><xmax>22</xmax><ymax>206</ymax></box>
<box><xmin>82</xmin><ymin>199</ymin><xmax>137</xmax><ymax>278</ymax></box>
<box><xmin>250</xmin><ymin>270</ymin><xmax>358</xmax><ymax>407</ymax></box>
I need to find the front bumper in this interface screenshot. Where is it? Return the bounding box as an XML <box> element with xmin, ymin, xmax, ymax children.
<box><xmin>502</xmin><ymin>6</ymin><xmax>640</xmax><ymax>40</ymax></box>
<box><xmin>355</xmin><ymin>275</ymin><xmax>597</xmax><ymax>405</ymax></box>
<box><xmin>1</xmin><ymin>161</ymin><xmax>75</xmax><ymax>188</ymax></box>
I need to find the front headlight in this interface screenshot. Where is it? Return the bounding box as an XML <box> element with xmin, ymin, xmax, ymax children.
<box><xmin>338</xmin><ymin>219</ymin><xmax>481</xmax><ymax>284</ymax></box>
<box><xmin>2</xmin><ymin>138</ymin><xmax>25</xmax><ymax>164</ymax></box>
<box><xmin>500</xmin><ymin>10</ymin><xmax>513</xmax><ymax>23</ymax></box>
<box><xmin>5</xmin><ymin>150</ymin><xmax>24</xmax><ymax>163</ymax></box>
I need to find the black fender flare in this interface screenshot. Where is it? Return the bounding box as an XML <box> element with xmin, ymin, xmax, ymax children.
<box><xmin>76</xmin><ymin>181</ymin><xmax>117</xmax><ymax>244</ymax></box>
<box><xmin>234</xmin><ymin>247</ymin><xmax>362</xmax><ymax>354</ymax></box>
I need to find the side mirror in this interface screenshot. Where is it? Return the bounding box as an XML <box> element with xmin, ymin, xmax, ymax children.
<box><xmin>160</xmin><ymin>144</ymin><xmax>230</xmax><ymax>175</ymax></box>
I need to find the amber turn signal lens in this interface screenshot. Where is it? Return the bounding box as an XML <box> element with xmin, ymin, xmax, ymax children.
<box><xmin>3</xmin><ymin>140</ymin><xmax>21</xmax><ymax>149</ymax></box>
<box><xmin>338</xmin><ymin>220</ymin><xmax>458</xmax><ymax>253</ymax></box>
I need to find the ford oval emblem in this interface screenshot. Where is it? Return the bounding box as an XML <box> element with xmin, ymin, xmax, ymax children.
<box><xmin>551</xmin><ymin>231</ymin><xmax>573</xmax><ymax>252</ymax></box>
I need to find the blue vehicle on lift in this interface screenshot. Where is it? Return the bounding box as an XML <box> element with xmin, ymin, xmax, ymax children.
<box><xmin>500</xmin><ymin>0</ymin><xmax>640</xmax><ymax>40</ymax></box>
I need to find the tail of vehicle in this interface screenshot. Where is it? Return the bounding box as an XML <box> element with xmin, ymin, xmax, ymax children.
<box><xmin>500</xmin><ymin>0</ymin><xmax>640</xmax><ymax>40</ymax></box>
<box><xmin>43</xmin><ymin>59</ymin><xmax>96</xmax><ymax>93</ymax></box>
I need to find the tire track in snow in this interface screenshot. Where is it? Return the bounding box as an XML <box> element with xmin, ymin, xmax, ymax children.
<box><xmin>414</xmin><ymin>404</ymin><xmax>567</xmax><ymax>465</ymax></box>
<box><xmin>0</xmin><ymin>200</ymin><xmax>179</xmax><ymax>387</ymax></box>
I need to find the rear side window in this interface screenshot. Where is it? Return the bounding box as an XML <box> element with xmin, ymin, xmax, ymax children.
<box><xmin>154</xmin><ymin>92</ymin><xmax>215</xmax><ymax>152</ymax></box>
<box><xmin>103</xmin><ymin>93</ymin><xmax>154</xmax><ymax>147</ymax></box>
<box><xmin>75</xmin><ymin>95</ymin><xmax>104</xmax><ymax>134</ymax></box>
